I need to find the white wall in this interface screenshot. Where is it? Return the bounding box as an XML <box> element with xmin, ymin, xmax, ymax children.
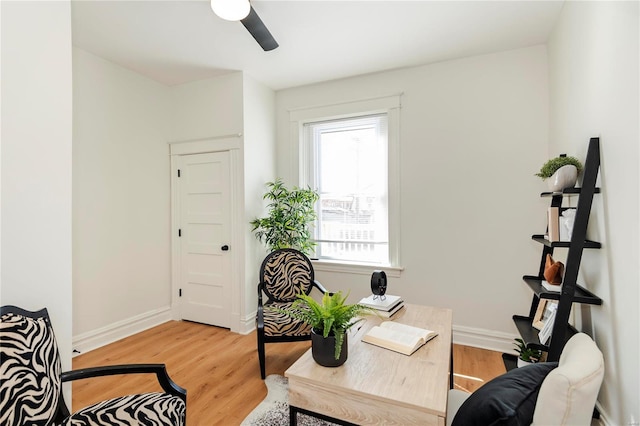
<box><xmin>168</xmin><ymin>72</ymin><xmax>243</xmax><ymax>143</ymax></box>
<box><xmin>547</xmin><ymin>2</ymin><xmax>639</xmax><ymax>424</ymax></box>
<box><xmin>0</xmin><ymin>1</ymin><xmax>73</xmax><ymax>370</ymax></box>
<box><xmin>170</xmin><ymin>72</ymin><xmax>275</xmax><ymax>332</ymax></box>
<box><xmin>276</xmin><ymin>45</ymin><xmax>549</xmax><ymax>349</ymax></box>
<box><xmin>242</xmin><ymin>75</ymin><xmax>276</xmax><ymax>325</ymax></box>
<box><xmin>168</xmin><ymin>72</ymin><xmax>251</xmax><ymax>332</ymax></box>
<box><xmin>168</xmin><ymin>73</ymin><xmax>276</xmax><ymax>332</ymax></box>
<box><xmin>72</xmin><ymin>48</ymin><xmax>171</xmax><ymax>351</ymax></box>
<box><xmin>73</xmin><ymin>60</ymin><xmax>273</xmax><ymax>340</ymax></box>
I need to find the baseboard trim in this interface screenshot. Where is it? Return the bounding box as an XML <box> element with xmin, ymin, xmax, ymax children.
<box><xmin>72</xmin><ymin>307</ymin><xmax>172</xmax><ymax>356</ymax></box>
<box><xmin>593</xmin><ymin>401</ymin><xmax>611</xmax><ymax>426</ymax></box>
<box><xmin>453</xmin><ymin>324</ymin><xmax>518</xmax><ymax>355</ymax></box>
<box><xmin>237</xmin><ymin>309</ymin><xmax>257</xmax><ymax>335</ymax></box>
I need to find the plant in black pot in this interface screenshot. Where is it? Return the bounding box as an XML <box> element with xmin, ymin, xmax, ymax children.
<box><xmin>276</xmin><ymin>292</ymin><xmax>372</xmax><ymax>367</ymax></box>
<box><xmin>513</xmin><ymin>338</ymin><xmax>543</xmax><ymax>367</ymax></box>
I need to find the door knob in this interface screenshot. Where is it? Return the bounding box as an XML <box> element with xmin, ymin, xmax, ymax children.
<box><xmin>221</xmin><ymin>245</ymin><xmax>229</xmax><ymax>251</ymax></box>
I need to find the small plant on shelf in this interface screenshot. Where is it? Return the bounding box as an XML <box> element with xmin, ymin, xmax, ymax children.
<box><xmin>535</xmin><ymin>155</ymin><xmax>583</xmax><ymax>180</ymax></box>
<box><xmin>514</xmin><ymin>338</ymin><xmax>543</xmax><ymax>365</ymax></box>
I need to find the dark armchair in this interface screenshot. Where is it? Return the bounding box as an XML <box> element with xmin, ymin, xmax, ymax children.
<box><xmin>0</xmin><ymin>305</ymin><xmax>186</xmax><ymax>425</ymax></box>
<box><xmin>256</xmin><ymin>248</ymin><xmax>329</xmax><ymax>379</ymax></box>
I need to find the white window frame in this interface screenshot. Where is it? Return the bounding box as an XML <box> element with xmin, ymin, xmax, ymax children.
<box><xmin>289</xmin><ymin>95</ymin><xmax>402</xmax><ymax>275</ymax></box>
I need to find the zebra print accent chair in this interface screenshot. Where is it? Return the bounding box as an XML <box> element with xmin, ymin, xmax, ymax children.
<box><xmin>0</xmin><ymin>305</ymin><xmax>186</xmax><ymax>426</ymax></box>
<box><xmin>256</xmin><ymin>248</ymin><xmax>330</xmax><ymax>379</ymax></box>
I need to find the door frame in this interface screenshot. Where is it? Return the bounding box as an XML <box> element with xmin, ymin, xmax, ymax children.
<box><xmin>169</xmin><ymin>135</ymin><xmax>244</xmax><ymax>333</ymax></box>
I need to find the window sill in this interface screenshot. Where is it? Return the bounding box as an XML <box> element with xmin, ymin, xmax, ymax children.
<box><xmin>310</xmin><ymin>259</ymin><xmax>403</xmax><ymax>278</ymax></box>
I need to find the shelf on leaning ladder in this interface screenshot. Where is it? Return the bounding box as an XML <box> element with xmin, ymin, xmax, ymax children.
<box><xmin>506</xmin><ymin>137</ymin><xmax>602</xmax><ymax>371</ymax></box>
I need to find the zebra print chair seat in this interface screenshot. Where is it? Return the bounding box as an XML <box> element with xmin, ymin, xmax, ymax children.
<box><xmin>256</xmin><ymin>248</ymin><xmax>330</xmax><ymax>379</ymax></box>
<box><xmin>0</xmin><ymin>305</ymin><xmax>186</xmax><ymax>426</ymax></box>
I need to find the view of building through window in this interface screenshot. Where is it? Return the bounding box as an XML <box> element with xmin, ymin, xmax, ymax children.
<box><xmin>304</xmin><ymin>114</ymin><xmax>389</xmax><ymax>264</ymax></box>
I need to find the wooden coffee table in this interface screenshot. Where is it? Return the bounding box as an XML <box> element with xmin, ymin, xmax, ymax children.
<box><xmin>285</xmin><ymin>304</ymin><xmax>453</xmax><ymax>426</ymax></box>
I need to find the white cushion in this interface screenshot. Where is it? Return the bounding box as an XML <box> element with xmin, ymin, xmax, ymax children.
<box><xmin>532</xmin><ymin>333</ymin><xmax>604</xmax><ymax>426</ymax></box>
<box><xmin>446</xmin><ymin>389</ymin><xmax>471</xmax><ymax>426</ymax></box>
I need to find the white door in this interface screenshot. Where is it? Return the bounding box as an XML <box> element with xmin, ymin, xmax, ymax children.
<box><xmin>177</xmin><ymin>151</ymin><xmax>232</xmax><ymax>328</ymax></box>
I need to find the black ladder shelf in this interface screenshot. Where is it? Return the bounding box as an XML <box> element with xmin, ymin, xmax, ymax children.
<box><xmin>503</xmin><ymin>137</ymin><xmax>602</xmax><ymax>370</ymax></box>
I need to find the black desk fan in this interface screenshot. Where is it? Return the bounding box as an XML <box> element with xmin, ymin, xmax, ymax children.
<box><xmin>371</xmin><ymin>270</ymin><xmax>387</xmax><ymax>300</ymax></box>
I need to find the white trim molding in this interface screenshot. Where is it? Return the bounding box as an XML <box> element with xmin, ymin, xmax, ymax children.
<box><xmin>168</xmin><ymin>134</ymin><xmax>244</xmax><ymax>333</ymax></box>
<box><xmin>72</xmin><ymin>307</ymin><xmax>172</xmax><ymax>356</ymax></box>
<box><xmin>290</xmin><ymin>94</ymin><xmax>403</xmax><ymax>268</ymax></box>
<box><xmin>453</xmin><ymin>324</ymin><xmax>518</xmax><ymax>355</ymax></box>
<box><xmin>168</xmin><ymin>134</ymin><xmax>242</xmax><ymax>155</ymax></box>
<box><xmin>238</xmin><ymin>310</ymin><xmax>258</xmax><ymax>335</ymax></box>
<box><xmin>312</xmin><ymin>259</ymin><xmax>403</xmax><ymax>278</ymax></box>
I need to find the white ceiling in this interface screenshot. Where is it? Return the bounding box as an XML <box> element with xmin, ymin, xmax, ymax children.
<box><xmin>71</xmin><ymin>0</ymin><xmax>564</xmax><ymax>90</ymax></box>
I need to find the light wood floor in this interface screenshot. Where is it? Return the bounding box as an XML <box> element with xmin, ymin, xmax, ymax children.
<box><xmin>71</xmin><ymin>320</ymin><xmax>505</xmax><ymax>425</ymax></box>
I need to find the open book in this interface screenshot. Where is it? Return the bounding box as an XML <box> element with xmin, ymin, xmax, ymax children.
<box><xmin>362</xmin><ymin>321</ymin><xmax>438</xmax><ymax>355</ymax></box>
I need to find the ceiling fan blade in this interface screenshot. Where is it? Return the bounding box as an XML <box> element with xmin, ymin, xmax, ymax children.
<box><xmin>241</xmin><ymin>6</ymin><xmax>278</xmax><ymax>51</ymax></box>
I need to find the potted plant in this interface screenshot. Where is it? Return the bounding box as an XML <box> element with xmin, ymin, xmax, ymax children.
<box><xmin>276</xmin><ymin>291</ymin><xmax>372</xmax><ymax>367</ymax></box>
<box><xmin>535</xmin><ymin>154</ymin><xmax>583</xmax><ymax>192</ymax></box>
<box><xmin>513</xmin><ymin>338</ymin><xmax>543</xmax><ymax>367</ymax></box>
<box><xmin>250</xmin><ymin>178</ymin><xmax>319</xmax><ymax>256</ymax></box>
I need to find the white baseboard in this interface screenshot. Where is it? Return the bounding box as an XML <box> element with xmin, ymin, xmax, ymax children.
<box><xmin>237</xmin><ymin>309</ymin><xmax>257</xmax><ymax>335</ymax></box>
<box><xmin>593</xmin><ymin>401</ymin><xmax>611</xmax><ymax>426</ymax></box>
<box><xmin>72</xmin><ymin>307</ymin><xmax>172</xmax><ymax>356</ymax></box>
<box><xmin>453</xmin><ymin>324</ymin><xmax>518</xmax><ymax>355</ymax></box>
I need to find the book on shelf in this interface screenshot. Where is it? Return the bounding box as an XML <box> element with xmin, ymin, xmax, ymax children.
<box><xmin>547</xmin><ymin>207</ymin><xmax>560</xmax><ymax>242</ymax></box>
<box><xmin>541</xmin><ymin>280</ymin><xmax>561</xmax><ymax>292</ymax></box>
<box><xmin>359</xmin><ymin>294</ymin><xmax>402</xmax><ymax>311</ymax></box>
<box><xmin>362</xmin><ymin>321</ymin><xmax>437</xmax><ymax>355</ymax></box>
<box><xmin>538</xmin><ymin>307</ymin><xmax>557</xmax><ymax>345</ymax></box>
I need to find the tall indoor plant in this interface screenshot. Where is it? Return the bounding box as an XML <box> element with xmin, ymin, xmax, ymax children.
<box><xmin>250</xmin><ymin>179</ymin><xmax>319</xmax><ymax>255</ymax></box>
<box><xmin>277</xmin><ymin>292</ymin><xmax>372</xmax><ymax>367</ymax></box>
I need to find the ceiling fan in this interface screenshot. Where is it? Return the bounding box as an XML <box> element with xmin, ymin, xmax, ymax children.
<box><xmin>210</xmin><ymin>0</ymin><xmax>279</xmax><ymax>51</ymax></box>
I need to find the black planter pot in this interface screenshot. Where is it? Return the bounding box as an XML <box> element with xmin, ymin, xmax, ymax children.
<box><xmin>311</xmin><ymin>328</ymin><xmax>348</xmax><ymax>367</ymax></box>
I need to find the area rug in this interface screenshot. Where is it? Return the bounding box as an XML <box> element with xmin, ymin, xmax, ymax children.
<box><xmin>241</xmin><ymin>375</ymin><xmax>338</xmax><ymax>426</ymax></box>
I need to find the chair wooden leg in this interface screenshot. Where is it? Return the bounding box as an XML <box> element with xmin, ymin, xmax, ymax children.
<box><xmin>257</xmin><ymin>330</ymin><xmax>266</xmax><ymax>379</ymax></box>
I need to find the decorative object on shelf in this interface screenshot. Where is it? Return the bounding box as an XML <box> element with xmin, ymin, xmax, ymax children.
<box><xmin>559</xmin><ymin>209</ymin><xmax>576</xmax><ymax>241</ymax></box>
<box><xmin>546</xmin><ymin>207</ymin><xmax>561</xmax><ymax>242</ymax></box>
<box><xmin>370</xmin><ymin>270</ymin><xmax>387</xmax><ymax>299</ymax></box>
<box><xmin>543</xmin><ymin>254</ymin><xmax>564</xmax><ymax>285</ymax></box>
<box><xmin>274</xmin><ymin>291</ymin><xmax>372</xmax><ymax>367</ymax></box>
<box><xmin>513</xmin><ymin>338</ymin><xmax>543</xmax><ymax>367</ymax></box>
<box><xmin>537</xmin><ymin>306</ymin><xmax>557</xmax><ymax>345</ymax></box>
<box><xmin>532</xmin><ymin>299</ymin><xmax>558</xmax><ymax>331</ymax></box>
<box><xmin>535</xmin><ymin>154</ymin><xmax>583</xmax><ymax>192</ymax></box>
<box><xmin>547</xmin><ymin>165</ymin><xmax>578</xmax><ymax>192</ymax></box>
<box><xmin>250</xmin><ymin>179</ymin><xmax>319</xmax><ymax>256</ymax></box>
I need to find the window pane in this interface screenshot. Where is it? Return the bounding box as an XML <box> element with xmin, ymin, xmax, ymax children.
<box><xmin>306</xmin><ymin>114</ymin><xmax>388</xmax><ymax>264</ymax></box>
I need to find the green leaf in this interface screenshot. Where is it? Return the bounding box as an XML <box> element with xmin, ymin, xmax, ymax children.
<box><xmin>250</xmin><ymin>178</ymin><xmax>319</xmax><ymax>254</ymax></box>
<box><xmin>272</xmin><ymin>291</ymin><xmax>375</xmax><ymax>360</ymax></box>
<box><xmin>535</xmin><ymin>156</ymin><xmax>583</xmax><ymax>180</ymax></box>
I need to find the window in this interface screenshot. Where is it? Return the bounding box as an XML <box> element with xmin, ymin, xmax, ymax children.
<box><xmin>292</xmin><ymin>95</ymin><xmax>400</xmax><ymax>267</ymax></box>
<box><xmin>304</xmin><ymin>115</ymin><xmax>389</xmax><ymax>264</ymax></box>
